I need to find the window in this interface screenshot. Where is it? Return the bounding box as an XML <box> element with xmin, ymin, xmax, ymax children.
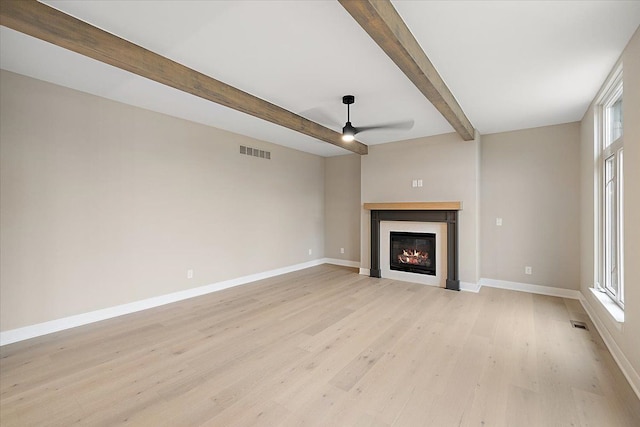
<box><xmin>596</xmin><ymin>66</ymin><xmax>624</xmax><ymax>310</ymax></box>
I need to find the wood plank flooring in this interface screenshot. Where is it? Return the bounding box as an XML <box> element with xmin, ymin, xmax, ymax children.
<box><xmin>1</xmin><ymin>264</ymin><xmax>639</xmax><ymax>426</ymax></box>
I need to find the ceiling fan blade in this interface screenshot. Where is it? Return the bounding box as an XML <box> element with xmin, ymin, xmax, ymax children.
<box><xmin>355</xmin><ymin>119</ymin><xmax>415</xmax><ymax>134</ymax></box>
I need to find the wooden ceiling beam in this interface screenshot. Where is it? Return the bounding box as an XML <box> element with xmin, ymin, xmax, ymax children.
<box><xmin>0</xmin><ymin>0</ymin><xmax>368</xmax><ymax>155</ymax></box>
<box><xmin>339</xmin><ymin>0</ymin><xmax>475</xmax><ymax>141</ymax></box>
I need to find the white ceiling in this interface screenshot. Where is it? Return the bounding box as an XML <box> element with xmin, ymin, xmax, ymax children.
<box><xmin>1</xmin><ymin>1</ymin><xmax>639</xmax><ymax>157</ymax></box>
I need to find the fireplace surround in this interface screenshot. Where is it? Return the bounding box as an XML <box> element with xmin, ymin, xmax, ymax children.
<box><xmin>365</xmin><ymin>202</ymin><xmax>461</xmax><ymax>291</ymax></box>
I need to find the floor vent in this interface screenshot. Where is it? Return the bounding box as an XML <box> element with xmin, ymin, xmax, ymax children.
<box><xmin>570</xmin><ymin>320</ymin><xmax>589</xmax><ymax>330</ymax></box>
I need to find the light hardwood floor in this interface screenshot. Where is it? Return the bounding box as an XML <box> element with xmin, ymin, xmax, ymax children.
<box><xmin>1</xmin><ymin>265</ymin><xmax>639</xmax><ymax>426</ymax></box>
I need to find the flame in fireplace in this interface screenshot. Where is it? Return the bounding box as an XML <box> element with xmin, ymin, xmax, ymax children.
<box><xmin>398</xmin><ymin>249</ymin><xmax>430</xmax><ymax>266</ymax></box>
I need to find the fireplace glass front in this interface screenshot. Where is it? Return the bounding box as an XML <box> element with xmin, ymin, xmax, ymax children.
<box><xmin>389</xmin><ymin>231</ymin><xmax>436</xmax><ymax>276</ymax></box>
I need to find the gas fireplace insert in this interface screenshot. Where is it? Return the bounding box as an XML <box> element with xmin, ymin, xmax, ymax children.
<box><xmin>389</xmin><ymin>231</ymin><xmax>436</xmax><ymax>276</ymax></box>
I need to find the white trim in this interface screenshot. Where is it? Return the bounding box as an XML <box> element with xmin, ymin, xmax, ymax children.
<box><xmin>479</xmin><ymin>278</ymin><xmax>581</xmax><ymax>300</ymax></box>
<box><xmin>595</xmin><ymin>63</ymin><xmax>625</xmax><ymax>309</ymax></box>
<box><xmin>0</xmin><ymin>258</ymin><xmax>326</xmax><ymax>346</ymax></box>
<box><xmin>595</xmin><ymin>63</ymin><xmax>623</xmax><ymax>106</ymax></box>
<box><xmin>579</xmin><ymin>292</ymin><xmax>640</xmax><ymax>400</ymax></box>
<box><xmin>588</xmin><ymin>287</ymin><xmax>624</xmax><ymax>325</ymax></box>
<box><xmin>359</xmin><ymin>268</ymin><xmax>370</xmax><ymax>276</ymax></box>
<box><xmin>321</xmin><ymin>258</ymin><xmax>361</xmax><ymax>269</ymax></box>
<box><xmin>460</xmin><ymin>281</ymin><xmax>481</xmax><ymax>293</ymax></box>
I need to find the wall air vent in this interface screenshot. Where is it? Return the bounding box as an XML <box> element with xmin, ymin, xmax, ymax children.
<box><xmin>240</xmin><ymin>145</ymin><xmax>270</xmax><ymax>160</ymax></box>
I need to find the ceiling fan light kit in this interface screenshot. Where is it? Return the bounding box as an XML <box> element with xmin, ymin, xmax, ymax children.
<box><xmin>342</xmin><ymin>130</ymin><xmax>355</xmax><ymax>142</ymax></box>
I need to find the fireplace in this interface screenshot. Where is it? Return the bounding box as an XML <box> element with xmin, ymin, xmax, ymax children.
<box><xmin>390</xmin><ymin>231</ymin><xmax>436</xmax><ymax>275</ymax></box>
<box><xmin>365</xmin><ymin>202</ymin><xmax>461</xmax><ymax>291</ymax></box>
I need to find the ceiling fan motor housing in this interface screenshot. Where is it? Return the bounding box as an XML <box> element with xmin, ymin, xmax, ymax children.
<box><xmin>343</xmin><ymin>122</ymin><xmax>356</xmax><ymax>134</ymax></box>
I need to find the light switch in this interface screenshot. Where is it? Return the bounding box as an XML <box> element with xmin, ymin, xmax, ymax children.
<box><xmin>496</xmin><ymin>218</ymin><xmax>503</xmax><ymax>226</ymax></box>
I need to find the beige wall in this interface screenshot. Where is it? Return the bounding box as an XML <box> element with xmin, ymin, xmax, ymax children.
<box><xmin>0</xmin><ymin>70</ymin><xmax>325</xmax><ymax>331</ymax></box>
<box><xmin>580</xmin><ymin>28</ymin><xmax>640</xmax><ymax>378</ymax></box>
<box><xmin>360</xmin><ymin>132</ymin><xmax>480</xmax><ymax>283</ymax></box>
<box><xmin>324</xmin><ymin>154</ymin><xmax>361</xmax><ymax>262</ymax></box>
<box><xmin>481</xmin><ymin>123</ymin><xmax>581</xmax><ymax>289</ymax></box>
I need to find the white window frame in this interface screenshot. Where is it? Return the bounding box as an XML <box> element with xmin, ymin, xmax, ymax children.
<box><xmin>595</xmin><ymin>65</ymin><xmax>624</xmax><ymax>311</ymax></box>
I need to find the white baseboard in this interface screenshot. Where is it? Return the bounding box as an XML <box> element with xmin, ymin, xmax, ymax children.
<box><xmin>322</xmin><ymin>258</ymin><xmax>361</xmax><ymax>269</ymax></box>
<box><xmin>349</xmin><ymin>273</ymin><xmax>575</xmax><ymax>299</ymax></box>
<box><xmin>460</xmin><ymin>281</ymin><xmax>481</xmax><ymax>293</ymax></box>
<box><xmin>479</xmin><ymin>278</ymin><xmax>581</xmax><ymax>300</ymax></box>
<box><xmin>0</xmin><ymin>258</ymin><xmax>327</xmax><ymax>346</ymax></box>
<box><xmin>579</xmin><ymin>293</ymin><xmax>640</xmax><ymax>400</ymax></box>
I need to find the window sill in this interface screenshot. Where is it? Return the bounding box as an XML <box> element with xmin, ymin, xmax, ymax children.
<box><xmin>590</xmin><ymin>287</ymin><xmax>624</xmax><ymax>326</ymax></box>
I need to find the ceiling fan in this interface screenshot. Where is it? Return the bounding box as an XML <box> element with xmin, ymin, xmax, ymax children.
<box><xmin>341</xmin><ymin>95</ymin><xmax>414</xmax><ymax>142</ymax></box>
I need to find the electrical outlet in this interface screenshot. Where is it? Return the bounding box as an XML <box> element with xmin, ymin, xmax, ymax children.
<box><xmin>417</xmin><ymin>179</ymin><xmax>423</xmax><ymax>187</ymax></box>
<box><xmin>187</xmin><ymin>269</ymin><xmax>194</xmax><ymax>279</ymax></box>
<box><xmin>308</xmin><ymin>248</ymin><xmax>312</xmax><ymax>255</ymax></box>
<box><xmin>525</xmin><ymin>266</ymin><xmax>532</xmax><ymax>275</ymax></box>
<box><xmin>340</xmin><ymin>247</ymin><xmax>345</xmax><ymax>254</ymax></box>
<box><xmin>412</xmin><ymin>179</ymin><xmax>418</xmax><ymax>188</ymax></box>
<box><xmin>496</xmin><ymin>218</ymin><xmax>503</xmax><ymax>226</ymax></box>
